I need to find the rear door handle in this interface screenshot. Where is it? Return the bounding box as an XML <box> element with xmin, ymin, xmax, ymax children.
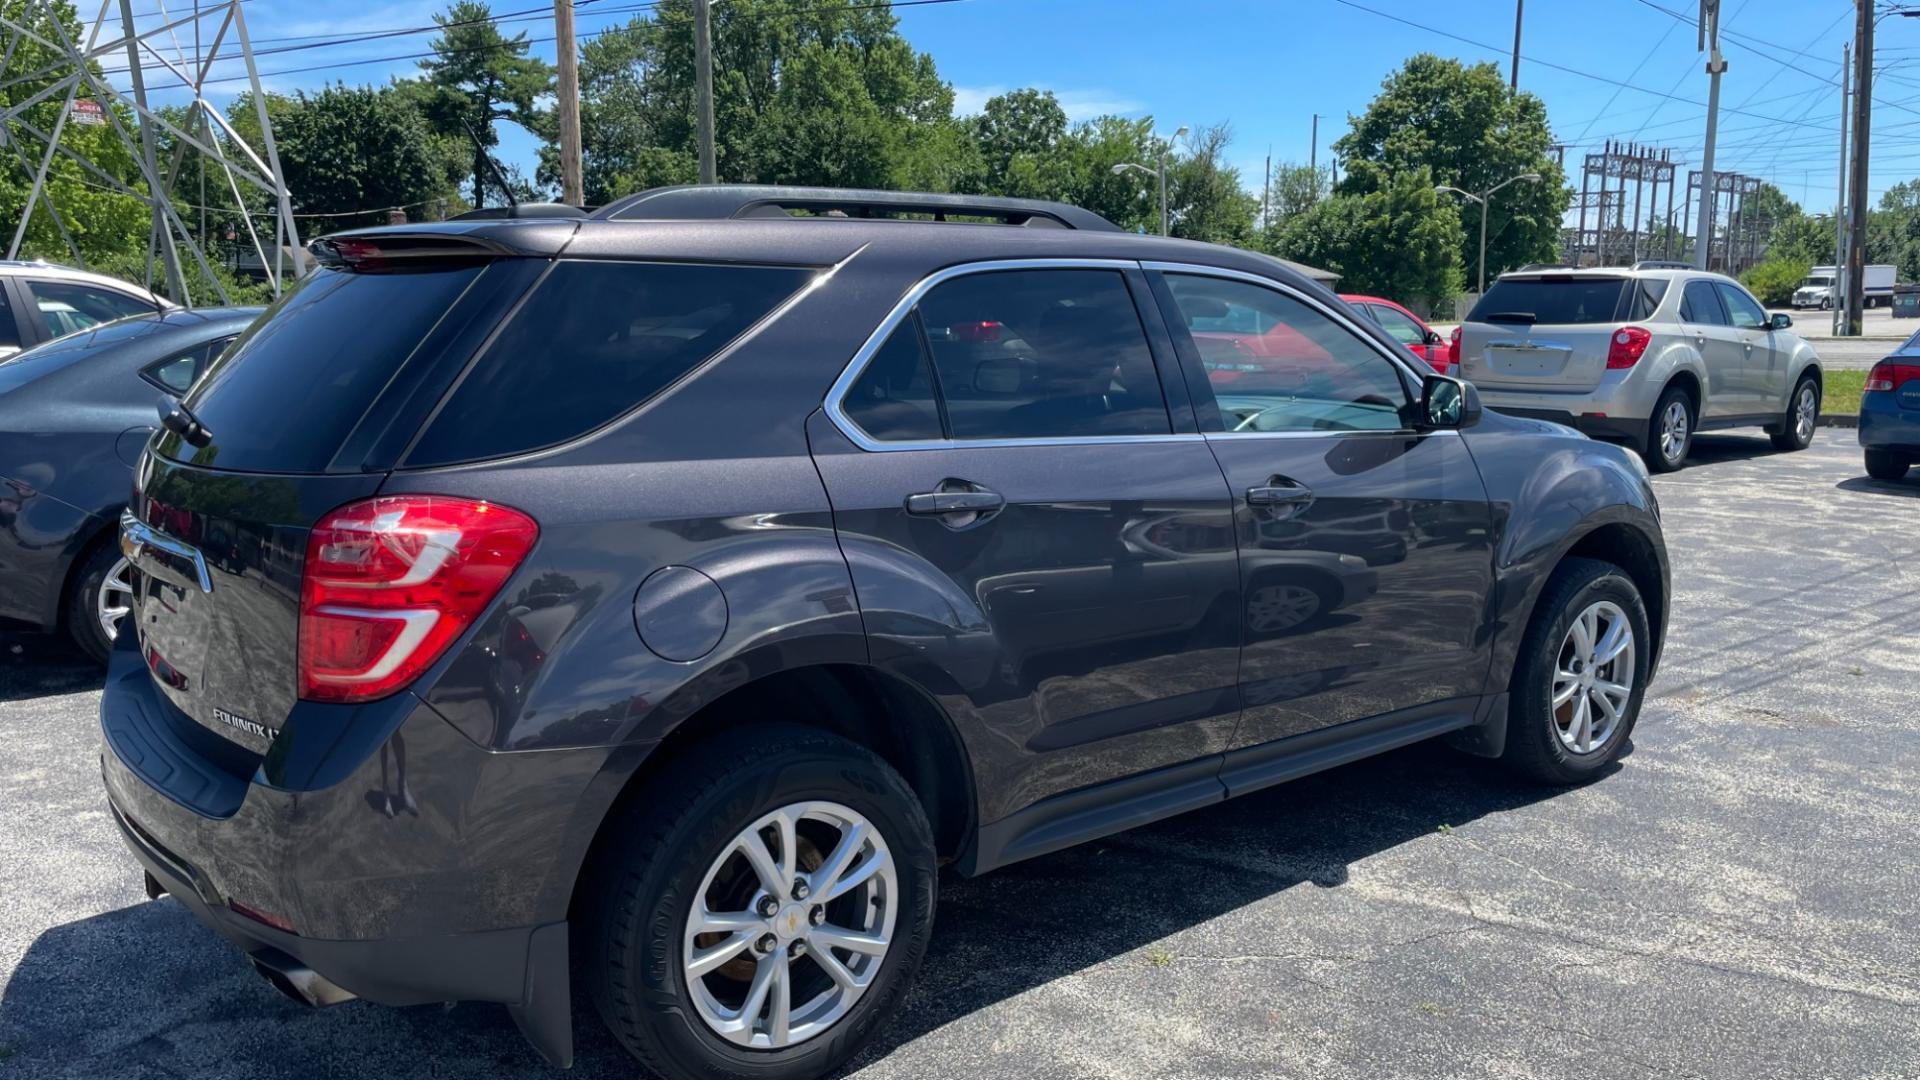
<box><xmin>1246</xmin><ymin>481</ymin><xmax>1314</xmax><ymax>507</ymax></box>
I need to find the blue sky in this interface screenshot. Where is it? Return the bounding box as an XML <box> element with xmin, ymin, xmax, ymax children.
<box><xmin>119</xmin><ymin>0</ymin><xmax>1920</xmax><ymax>214</ymax></box>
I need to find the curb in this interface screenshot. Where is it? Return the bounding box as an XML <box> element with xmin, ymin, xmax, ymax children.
<box><xmin>1818</xmin><ymin>414</ymin><xmax>1859</xmax><ymax>429</ymax></box>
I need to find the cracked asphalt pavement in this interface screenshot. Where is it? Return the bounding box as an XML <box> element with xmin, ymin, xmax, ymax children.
<box><xmin>2</xmin><ymin>429</ymin><xmax>1916</xmax><ymax>1079</ymax></box>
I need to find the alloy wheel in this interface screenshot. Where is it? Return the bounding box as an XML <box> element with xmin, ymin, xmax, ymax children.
<box><xmin>96</xmin><ymin>556</ymin><xmax>133</xmax><ymax>643</ymax></box>
<box><xmin>1247</xmin><ymin>584</ymin><xmax>1321</xmax><ymax>633</ymax></box>
<box><xmin>1794</xmin><ymin>384</ymin><xmax>1817</xmax><ymax>444</ymax></box>
<box><xmin>683</xmin><ymin>801</ymin><xmax>897</xmax><ymax>1050</ymax></box>
<box><xmin>1551</xmin><ymin>600</ymin><xmax>1636</xmax><ymax>755</ymax></box>
<box><xmin>1659</xmin><ymin>399</ymin><xmax>1690</xmax><ymax>465</ymax></box>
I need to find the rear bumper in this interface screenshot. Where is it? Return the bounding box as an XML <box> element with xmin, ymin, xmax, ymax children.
<box><xmin>1480</xmin><ymin>404</ymin><xmax>1647</xmax><ymax>449</ymax></box>
<box><xmin>1859</xmin><ymin>395</ymin><xmax>1920</xmax><ymax>450</ymax></box>
<box><xmin>97</xmin><ymin>632</ymin><xmax>616</xmax><ymax>1063</ymax></box>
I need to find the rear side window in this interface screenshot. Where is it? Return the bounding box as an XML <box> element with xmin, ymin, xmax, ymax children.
<box><xmin>1680</xmin><ymin>280</ymin><xmax>1728</xmax><ymax>326</ymax></box>
<box><xmin>177</xmin><ymin>266</ymin><xmax>483</xmax><ymax>472</ymax></box>
<box><xmin>1626</xmin><ymin>279</ymin><xmax>1669</xmax><ymax>320</ymax></box>
<box><xmin>405</xmin><ymin>261</ymin><xmax>812</xmax><ymax>466</ymax></box>
<box><xmin>843</xmin><ymin>318</ymin><xmax>943</xmax><ymax>441</ymax></box>
<box><xmin>1471</xmin><ymin>277</ymin><xmax>1626</xmax><ymax>324</ymax></box>
<box><xmin>916</xmin><ymin>269</ymin><xmax>1170</xmax><ymax>440</ymax></box>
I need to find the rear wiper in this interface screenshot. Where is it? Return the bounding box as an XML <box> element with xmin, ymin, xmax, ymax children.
<box><xmin>1484</xmin><ymin>311</ymin><xmax>1537</xmax><ymax>324</ymax></box>
<box><xmin>156</xmin><ymin>397</ymin><xmax>214</xmax><ymax>448</ymax></box>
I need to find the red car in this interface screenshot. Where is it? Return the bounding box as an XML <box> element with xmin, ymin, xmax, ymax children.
<box><xmin>1340</xmin><ymin>294</ymin><xmax>1450</xmax><ymax>371</ymax></box>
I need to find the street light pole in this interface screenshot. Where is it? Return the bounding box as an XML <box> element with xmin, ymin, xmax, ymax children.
<box><xmin>1437</xmin><ymin>172</ymin><xmax>1541</xmax><ymax>294</ymax></box>
<box><xmin>1113</xmin><ymin>125</ymin><xmax>1187</xmax><ymax>237</ymax></box>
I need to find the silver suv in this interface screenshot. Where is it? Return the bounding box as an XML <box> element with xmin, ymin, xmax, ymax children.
<box><xmin>1457</xmin><ymin>263</ymin><xmax>1823</xmax><ymax>471</ymax></box>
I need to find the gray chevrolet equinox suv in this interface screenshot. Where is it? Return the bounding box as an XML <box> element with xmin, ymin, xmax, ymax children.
<box><xmin>101</xmin><ymin>186</ymin><xmax>1669</xmax><ymax>1079</ymax></box>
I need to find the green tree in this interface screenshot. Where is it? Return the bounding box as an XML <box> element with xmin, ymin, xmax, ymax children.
<box><xmin>1274</xmin><ymin>167</ymin><xmax>1464</xmax><ymax>313</ymax></box>
<box><xmin>1335</xmin><ymin>54</ymin><xmax>1567</xmax><ymax>282</ymax></box>
<box><xmin>555</xmin><ymin>0</ymin><xmax>955</xmax><ymax>201</ymax></box>
<box><xmin>1740</xmin><ymin>257</ymin><xmax>1812</xmax><ymax>307</ymax></box>
<box><xmin>1767</xmin><ymin>212</ymin><xmax>1834</xmax><ymax>268</ymax></box>
<box><xmin>419</xmin><ymin>1</ymin><xmax>551</xmax><ymax>206</ymax></box>
<box><xmin>226</xmin><ymin>85</ymin><xmax>465</xmax><ymax>227</ymax></box>
<box><xmin>1166</xmin><ymin>124</ymin><xmax>1258</xmax><ymax>244</ymax></box>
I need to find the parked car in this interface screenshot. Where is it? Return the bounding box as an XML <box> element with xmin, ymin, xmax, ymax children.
<box><xmin>1860</xmin><ymin>334</ymin><xmax>1920</xmax><ymax>481</ymax></box>
<box><xmin>1342</xmin><ymin>293</ymin><xmax>1449</xmax><ymax>370</ymax></box>
<box><xmin>0</xmin><ymin>306</ymin><xmax>259</xmax><ymax>661</ymax></box>
<box><xmin>0</xmin><ymin>260</ymin><xmax>171</xmax><ymax>360</ymax></box>
<box><xmin>1792</xmin><ymin>263</ymin><xmax>1896</xmax><ymax>310</ymax></box>
<box><xmin>1456</xmin><ymin>263</ymin><xmax>1824</xmax><ymax>472</ymax></box>
<box><xmin>101</xmin><ymin>186</ymin><xmax>1667</xmax><ymax>1080</ymax></box>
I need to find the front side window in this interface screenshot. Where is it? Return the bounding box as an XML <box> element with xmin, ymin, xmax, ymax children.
<box><xmin>1681</xmin><ymin>280</ymin><xmax>1728</xmax><ymax>326</ymax></box>
<box><xmin>1164</xmin><ymin>273</ymin><xmax>1409</xmax><ymax>434</ymax></box>
<box><xmin>1368</xmin><ymin>304</ymin><xmax>1427</xmax><ymax>346</ymax></box>
<box><xmin>915</xmin><ymin>269</ymin><xmax>1170</xmax><ymax>440</ymax></box>
<box><xmin>1715</xmin><ymin>282</ymin><xmax>1768</xmax><ymax>329</ymax></box>
<box><xmin>27</xmin><ymin>280</ymin><xmax>154</xmax><ymax>337</ymax></box>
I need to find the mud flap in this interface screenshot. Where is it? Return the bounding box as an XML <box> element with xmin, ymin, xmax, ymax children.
<box><xmin>1443</xmin><ymin>692</ymin><xmax>1510</xmax><ymax>758</ymax></box>
<box><xmin>507</xmin><ymin>922</ymin><xmax>573</xmax><ymax>1067</ymax></box>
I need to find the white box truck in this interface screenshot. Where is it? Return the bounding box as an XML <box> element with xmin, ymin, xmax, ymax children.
<box><xmin>1792</xmin><ymin>264</ymin><xmax>1896</xmax><ymax>309</ymax></box>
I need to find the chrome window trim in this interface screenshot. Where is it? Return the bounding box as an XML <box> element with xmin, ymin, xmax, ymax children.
<box><xmin>822</xmin><ymin>257</ymin><xmax>1195</xmax><ymax>453</ymax></box>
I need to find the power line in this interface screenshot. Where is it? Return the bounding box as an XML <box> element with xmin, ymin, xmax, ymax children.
<box><xmin>1322</xmin><ymin>0</ymin><xmax>1834</xmax><ymax>133</ymax></box>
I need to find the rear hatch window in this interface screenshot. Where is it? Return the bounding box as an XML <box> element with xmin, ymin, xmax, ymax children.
<box><xmin>165</xmin><ymin>266</ymin><xmax>484</xmax><ymax>473</ymax></box>
<box><xmin>1470</xmin><ymin>277</ymin><xmax>1628</xmax><ymax>324</ymax></box>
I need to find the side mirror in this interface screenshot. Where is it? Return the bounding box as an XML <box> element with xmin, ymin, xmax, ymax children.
<box><xmin>1769</xmin><ymin>312</ymin><xmax>1792</xmax><ymax>330</ymax></box>
<box><xmin>1424</xmin><ymin>329</ymin><xmax>1444</xmax><ymax>346</ymax></box>
<box><xmin>1417</xmin><ymin>373</ymin><xmax>1481</xmax><ymax>431</ymax></box>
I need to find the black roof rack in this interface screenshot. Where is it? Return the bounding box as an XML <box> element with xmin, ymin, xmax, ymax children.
<box><xmin>447</xmin><ymin>202</ymin><xmax>588</xmax><ymax>221</ymax></box>
<box><xmin>591</xmin><ymin>184</ymin><xmax>1123</xmax><ymax>232</ymax></box>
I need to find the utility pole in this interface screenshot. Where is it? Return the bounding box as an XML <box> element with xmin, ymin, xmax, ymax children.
<box><xmin>693</xmin><ymin>0</ymin><xmax>717</xmax><ymax>184</ymax></box>
<box><xmin>1693</xmin><ymin>0</ymin><xmax>1726</xmax><ymax>270</ymax></box>
<box><xmin>1309</xmin><ymin>114</ymin><xmax>1318</xmax><ymax>183</ymax></box>
<box><xmin>1261</xmin><ymin>148</ymin><xmax>1270</xmax><ymax>229</ymax></box>
<box><xmin>1510</xmin><ymin>0</ymin><xmax>1524</xmax><ymax>89</ymax></box>
<box><xmin>553</xmin><ymin>0</ymin><xmax>583</xmax><ymax>205</ymax></box>
<box><xmin>1847</xmin><ymin>0</ymin><xmax>1873</xmax><ymax>335</ymax></box>
<box><xmin>1835</xmin><ymin>41</ymin><xmax>1851</xmax><ymax>336</ymax></box>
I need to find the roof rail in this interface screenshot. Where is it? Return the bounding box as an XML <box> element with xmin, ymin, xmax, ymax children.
<box><xmin>1631</xmin><ymin>259</ymin><xmax>1693</xmax><ymax>270</ymax></box>
<box><xmin>446</xmin><ymin>202</ymin><xmax>588</xmax><ymax>221</ymax></box>
<box><xmin>591</xmin><ymin>184</ymin><xmax>1123</xmax><ymax>232</ymax></box>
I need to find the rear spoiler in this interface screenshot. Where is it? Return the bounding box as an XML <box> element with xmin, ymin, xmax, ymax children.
<box><xmin>307</xmin><ymin>232</ymin><xmax>536</xmax><ymax>270</ymax></box>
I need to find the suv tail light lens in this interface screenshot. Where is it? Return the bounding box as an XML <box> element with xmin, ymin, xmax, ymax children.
<box><xmin>1607</xmin><ymin>326</ymin><xmax>1652</xmax><ymax>369</ymax></box>
<box><xmin>298</xmin><ymin>496</ymin><xmax>538</xmax><ymax>703</ymax></box>
<box><xmin>1865</xmin><ymin>360</ymin><xmax>1920</xmax><ymax>393</ymax></box>
<box><xmin>1448</xmin><ymin>325</ymin><xmax>1462</xmax><ymax>366</ymax></box>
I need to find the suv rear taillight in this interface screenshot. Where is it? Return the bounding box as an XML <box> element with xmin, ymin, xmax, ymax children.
<box><xmin>298</xmin><ymin>496</ymin><xmax>538</xmax><ymax>703</ymax></box>
<box><xmin>1865</xmin><ymin>360</ymin><xmax>1920</xmax><ymax>393</ymax></box>
<box><xmin>1448</xmin><ymin>325</ymin><xmax>1462</xmax><ymax>367</ymax></box>
<box><xmin>1607</xmin><ymin>326</ymin><xmax>1652</xmax><ymax>369</ymax></box>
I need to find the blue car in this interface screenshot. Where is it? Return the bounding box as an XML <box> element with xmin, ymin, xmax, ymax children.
<box><xmin>1862</xmin><ymin>337</ymin><xmax>1920</xmax><ymax>481</ymax></box>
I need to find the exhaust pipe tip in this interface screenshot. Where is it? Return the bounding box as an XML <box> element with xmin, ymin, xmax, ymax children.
<box><xmin>250</xmin><ymin>948</ymin><xmax>357</xmax><ymax>1008</ymax></box>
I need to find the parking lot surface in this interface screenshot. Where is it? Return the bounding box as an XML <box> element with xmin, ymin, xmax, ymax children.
<box><xmin>1</xmin><ymin>429</ymin><xmax>1916</xmax><ymax>1079</ymax></box>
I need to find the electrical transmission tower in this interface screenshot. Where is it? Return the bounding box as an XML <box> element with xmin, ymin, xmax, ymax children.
<box><xmin>0</xmin><ymin>0</ymin><xmax>306</xmax><ymax>305</ymax></box>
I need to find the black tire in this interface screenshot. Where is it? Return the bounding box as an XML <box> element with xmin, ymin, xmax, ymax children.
<box><xmin>584</xmin><ymin>725</ymin><xmax>936</xmax><ymax>1080</ymax></box>
<box><xmin>64</xmin><ymin>539</ymin><xmax>127</xmax><ymax>666</ymax></box>
<box><xmin>1819</xmin><ymin>296</ymin><xmax>1832</xmax><ymax>311</ymax></box>
<box><xmin>1865</xmin><ymin>449</ymin><xmax>1912</xmax><ymax>481</ymax></box>
<box><xmin>1501</xmin><ymin>557</ymin><xmax>1651</xmax><ymax>785</ymax></box>
<box><xmin>1642</xmin><ymin>385</ymin><xmax>1694</xmax><ymax>473</ymax></box>
<box><xmin>1769</xmin><ymin>373</ymin><xmax>1820</xmax><ymax>452</ymax></box>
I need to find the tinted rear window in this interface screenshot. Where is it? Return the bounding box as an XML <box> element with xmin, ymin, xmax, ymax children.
<box><xmin>1470</xmin><ymin>278</ymin><xmax>1626</xmax><ymax>324</ymax></box>
<box><xmin>176</xmin><ymin>266</ymin><xmax>482</xmax><ymax>472</ymax></box>
<box><xmin>404</xmin><ymin>260</ymin><xmax>812</xmax><ymax>466</ymax></box>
